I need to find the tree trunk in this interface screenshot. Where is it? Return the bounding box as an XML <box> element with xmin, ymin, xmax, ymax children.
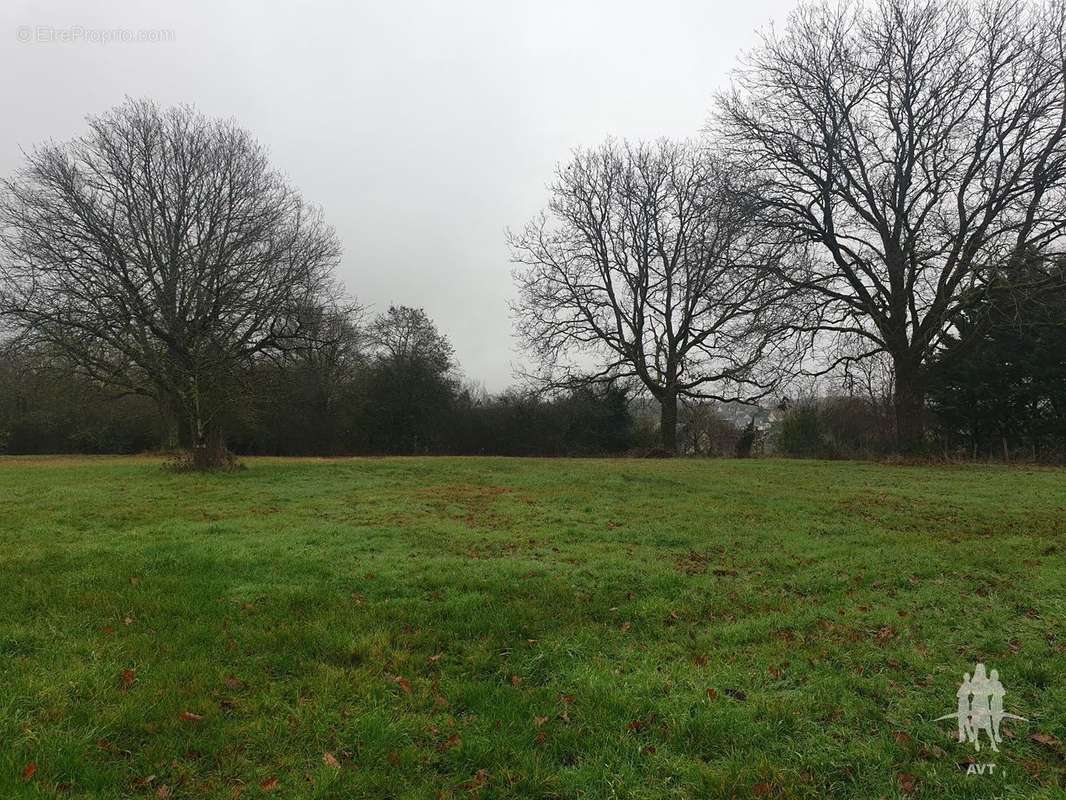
<box><xmin>190</xmin><ymin>424</ymin><xmax>228</xmax><ymax>470</ymax></box>
<box><xmin>186</xmin><ymin>382</ymin><xmax>230</xmax><ymax>470</ymax></box>
<box><xmin>893</xmin><ymin>356</ymin><xmax>926</xmax><ymax>454</ymax></box>
<box><xmin>659</xmin><ymin>391</ymin><xmax>678</xmax><ymax>452</ymax></box>
<box><xmin>157</xmin><ymin>396</ymin><xmax>181</xmax><ymax>452</ymax></box>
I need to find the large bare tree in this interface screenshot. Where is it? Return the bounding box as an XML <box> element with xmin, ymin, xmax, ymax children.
<box><xmin>0</xmin><ymin>99</ymin><xmax>341</xmax><ymax>468</ymax></box>
<box><xmin>509</xmin><ymin>139</ymin><xmax>798</xmax><ymax>451</ymax></box>
<box><xmin>716</xmin><ymin>0</ymin><xmax>1066</xmax><ymax>451</ymax></box>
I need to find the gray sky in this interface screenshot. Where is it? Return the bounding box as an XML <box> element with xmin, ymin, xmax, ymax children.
<box><xmin>3</xmin><ymin>0</ymin><xmax>795</xmax><ymax>391</ymax></box>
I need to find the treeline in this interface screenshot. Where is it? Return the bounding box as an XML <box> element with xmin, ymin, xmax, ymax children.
<box><xmin>4</xmin><ymin>271</ymin><xmax>1064</xmax><ymax>461</ymax></box>
<box><xmin>0</xmin><ymin>306</ymin><xmax>641</xmax><ymax>457</ymax></box>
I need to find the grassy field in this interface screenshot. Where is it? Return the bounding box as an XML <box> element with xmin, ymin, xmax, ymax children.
<box><xmin>0</xmin><ymin>456</ymin><xmax>1064</xmax><ymax>799</ymax></box>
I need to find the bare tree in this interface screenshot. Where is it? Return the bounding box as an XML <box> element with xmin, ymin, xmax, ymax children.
<box><xmin>0</xmin><ymin>99</ymin><xmax>341</xmax><ymax>468</ymax></box>
<box><xmin>716</xmin><ymin>0</ymin><xmax>1066</xmax><ymax>451</ymax></box>
<box><xmin>509</xmin><ymin>139</ymin><xmax>798</xmax><ymax>451</ymax></box>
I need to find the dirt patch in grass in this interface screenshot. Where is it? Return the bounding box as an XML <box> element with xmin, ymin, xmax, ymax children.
<box><xmin>674</xmin><ymin>549</ymin><xmax>736</xmax><ymax>576</ymax></box>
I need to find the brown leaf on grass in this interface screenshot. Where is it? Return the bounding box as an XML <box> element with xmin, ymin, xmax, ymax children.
<box><xmin>918</xmin><ymin>744</ymin><xmax>946</xmax><ymax>760</ymax></box>
<box><xmin>693</xmin><ymin>655</ymin><xmax>709</xmax><ymax>667</ymax></box>
<box><xmin>875</xmin><ymin>626</ymin><xmax>896</xmax><ymax>643</ymax></box>
<box><xmin>260</xmin><ymin>777</ymin><xmax>279</xmax><ymax>791</ymax></box>
<box><xmin>461</xmin><ymin>769</ymin><xmax>489</xmax><ymax>791</ymax></box>
<box><xmin>626</xmin><ymin>719</ymin><xmax>645</xmax><ymax>732</ymax></box>
<box><xmin>101</xmin><ymin>626</ymin><xmax>116</xmax><ymax>636</ymax></box>
<box><xmin>179</xmin><ymin>711</ymin><xmax>203</xmax><ymax>722</ymax></box>
<box><xmin>706</xmin><ymin>688</ymin><xmax>719</xmax><ymax>700</ymax></box>
<box><xmin>120</xmin><ymin>668</ymin><xmax>137</xmax><ymax>690</ymax></box>
<box><xmin>323</xmin><ymin>752</ymin><xmax>340</xmax><ymax>769</ymax></box>
<box><xmin>534</xmin><ymin>731</ymin><xmax>548</xmax><ymax>745</ymax></box>
<box><xmin>533</xmin><ymin>715</ymin><xmax>549</xmax><ymax>727</ymax></box>
<box><xmin>156</xmin><ymin>786</ymin><xmax>172</xmax><ymax>799</ymax></box>
<box><xmin>620</xmin><ymin>621</ymin><xmax>632</xmax><ymax>633</ymax></box>
<box><xmin>510</xmin><ymin>675</ymin><xmax>523</xmax><ymax>687</ymax></box>
<box><xmin>1030</xmin><ymin>732</ymin><xmax>1061</xmax><ymax>749</ymax></box>
<box><xmin>21</xmin><ymin>762</ymin><xmax>37</xmax><ymax>782</ymax></box>
<box><xmin>641</xmin><ymin>745</ymin><xmax>657</xmax><ymax>755</ymax></box>
<box><xmin>393</xmin><ymin>676</ymin><xmax>413</xmax><ymax>695</ymax></box>
<box><xmin>387</xmin><ymin>751</ymin><xmax>401</xmax><ymax>767</ymax></box>
<box><xmin>123</xmin><ymin>615</ymin><xmax>136</xmax><ymax>626</ymax></box>
<box><xmin>768</xmin><ymin>666</ymin><xmax>783</xmax><ymax>680</ymax></box>
<box><xmin>428</xmin><ymin>653</ymin><xmax>444</xmax><ymax>664</ymax></box>
<box><xmin>560</xmin><ymin>693</ymin><xmax>575</xmax><ymax>705</ymax></box>
<box><xmin>753</xmin><ymin>781</ymin><xmax>773</xmax><ymax>797</ymax></box>
<box><xmin>224</xmin><ymin>676</ymin><xmax>246</xmax><ymax>691</ymax></box>
<box><xmin>437</xmin><ymin>733</ymin><xmax>461</xmax><ymax>752</ymax></box>
<box><xmin>898</xmin><ymin>773</ymin><xmax>917</xmax><ymax>794</ymax></box>
<box><xmin>893</xmin><ymin>730</ymin><xmax>912</xmax><ymax>746</ymax></box>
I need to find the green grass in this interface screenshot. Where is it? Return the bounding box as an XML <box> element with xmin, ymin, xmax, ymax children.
<box><xmin>1</xmin><ymin>456</ymin><xmax>1064</xmax><ymax>799</ymax></box>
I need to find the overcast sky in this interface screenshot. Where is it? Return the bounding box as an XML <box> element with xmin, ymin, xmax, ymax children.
<box><xmin>3</xmin><ymin>0</ymin><xmax>795</xmax><ymax>390</ymax></box>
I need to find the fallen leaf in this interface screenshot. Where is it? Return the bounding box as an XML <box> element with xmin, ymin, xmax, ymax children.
<box><xmin>693</xmin><ymin>655</ymin><xmax>709</xmax><ymax>667</ymax></box>
<box><xmin>533</xmin><ymin>715</ymin><xmax>549</xmax><ymax>727</ymax></box>
<box><xmin>224</xmin><ymin>676</ymin><xmax>246</xmax><ymax>691</ymax></box>
<box><xmin>626</xmin><ymin>719</ymin><xmax>645</xmax><ymax>732</ymax></box>
<box><xmin>753</xmin><ymin>781</ymin><xmax>772</xmax><ymax>797</ymax></box>
<box><xmin>898</xmin><ymin>772</ymin><xmax>917</xmax><ymax>794</ymax></box>
<box><xmin>510</xmin><ymin>675</ymin><xmax>523</xmax><ymax>687</ymax></box>
<box><xmin>707</xmin><ymin>687</ymin><xmax>719</xmax><ymax>700</ymax></box>
<box><xmin>124</xmin><ymin>615</ymin><xmax>135</xmax><ymax>626</ymax></box>
<box><xmin>428</xmin><ymin>653</ymin><xmax>444</xmax><ymax>664</ymax></box>
<box><xmin>156</xmin><ymin>786</ymin><xmax>172</xmax><ymax>799</ymax></box>
<box><xmin>1030</xmin><ymin>731</ymin><xmax>1061</xmax><ymax>749</ymax></box>
<box><xmin>620</xmin><ymin>621</ymin><xmax>632</xmax><ymax>633</ymax></box>
<box><xmin>179</xmin><ymin>711</ymin><xmax>203</xmax><ymax>722</ymax></box>
<box><xmin>919</xmin><ymin>744</ymin><xmax>946</xmax><ymax>760</ymax></box>
<box><xmin>393</xmin><ymin>676</ymin><xmax>413</xmax><ymax>695</ymax></box>
<box><xmin>437</xmin><ymin>733</ymin><xmax>461</xmax><ymax>752</ymax></box>
<box><xmin>21</xmin><ymin>762</ymin><xmax>37</xmax><ymax>782</ymax></box>
<box><xmin>121</xmin><ymin>668</ymin><xmax>137</xmax><ymax>690</ymax></box>
<box><xmin>875</xmin><ymin>626</ymin><xmax>896</xmax><ymax>643</ymax></box>
<box><xmin>461</xmin><ymin>769</ymin><xmax>489</xmax><ymax>791</ymax></box>
<box><xmin>260</xmin><ymin>777</ymin><xmax>279</xmax><ymax>791</ymax></box>
<box><xmin>387</xmin><ymin>751</ymin><xmax>400</xmax><ymax>766</ymax></box>
<box><xmin>322</xmin><ymin>752</ymin><xmax>340</xmax><ymax>768</ymax></box>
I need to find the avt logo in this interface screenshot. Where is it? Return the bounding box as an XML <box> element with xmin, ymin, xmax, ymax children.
<box><xmin>935</xmin><ymin>663</ymin><xmax>1028</xmax><ymax>755</ymax></box>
